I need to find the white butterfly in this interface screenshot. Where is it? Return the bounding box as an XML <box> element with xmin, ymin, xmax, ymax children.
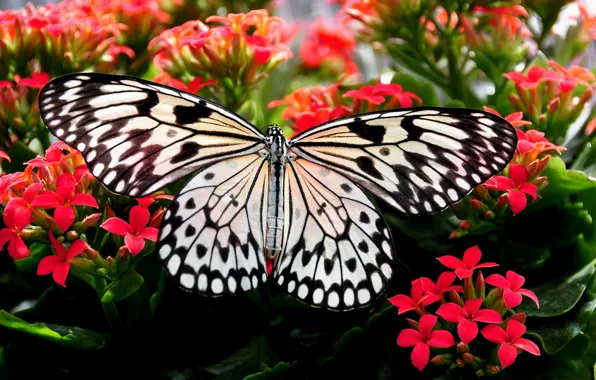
<box><xmin>38</xmin><ymin>73</ymin><xmax>518</xmax><ymax>311</ymax></box>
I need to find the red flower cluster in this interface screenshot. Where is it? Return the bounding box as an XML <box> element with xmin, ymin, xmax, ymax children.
<box><xmin>299</xmin><ymin>18</ymin><xmax>359</xmax><ymax>77</ymax></box>
<box><xmin>0</xmin><ymin>72</ymin><xmax>50</xmax><ymax>151</ymax></box>
<box><xmin>391</xmin><ymin>246</ymin><xmax>540</xmax><ymax>372</ymax></box>
<box><xmin>268</xmin><ymin>78</ymin><xmax>422</xmax><ymax>136</ymax></box>
<box><xmin>0</xmin><ymin>0</ymin><xmax>132</xmax><ymax>77</ymax></box>
<box><xmin>149</xmin><ymin>9</ymin><xmax>295</xmax><ymax>106</ymax></box>
<box><xmin>504</xmin><ymin>60</ymin><xmax>596</xmax><ymax>141</ymax></box>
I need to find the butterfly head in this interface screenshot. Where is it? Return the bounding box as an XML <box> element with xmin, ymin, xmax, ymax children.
<box><xmin>266</xmin><ymin>124</ymin><xmax>283</xmax><ymax>137</ymax></box>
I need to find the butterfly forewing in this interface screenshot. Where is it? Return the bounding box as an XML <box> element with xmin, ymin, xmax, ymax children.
<box><xmin>157</xmin><ymin>154</ymin><xmax>269</xmax><ymax>296</ymax></box>
<box><xmin>274</xmin><ymin>158</ymin><xmax>394</xmax><ymax>311</ymax></box>
<box><xmin>288</xmin><ymin>107</ymin><xmax>517</xmax><ymax>216</ymax></box>
<box><xmin>38</xmin><ymin>73</ymin><xmax>266</xmax><ymax>197</ymax></box>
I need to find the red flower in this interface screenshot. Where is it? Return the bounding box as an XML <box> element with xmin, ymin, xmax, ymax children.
<box><xmin>344</xmin><ymin>82</ymin><xmax>422</xmax><ymax>111</ymax></box>
<box><xmin>420</xmin><ymin>272</ymin><xmax>463</xmax><ymax>296</ymax></box>
<box><xmin>0</xmin><ymin>150</ymin><xmax>10</xmax><ymax>162</ymax></box>
<box><xmin>101</xmin><ymin>205</ymin><xmax>159</xmax><ymax>255</ymax></box>
<box><xmin>389</xmin><ymin>278</ymin><xmax>440</xmax><ymax>314</ymax></box>
<box><xmin>485</xmin><ymin>270</ymin><xmax>539</xmax><ymax>309</ymax></box>
<box><xmin>4</xmin><ymin>183</ymin><xmax>43</xmax><ymax>228</ymax></box>
<box><xmin>436</xmin><ymin>299</ymin><xmax>503</xmax><ymax>344</ymax></box>
<box><xmin>503</xmin><ymin>66</ymin><xmax>560</xmax><ymax>89</ymax></box>
<box><xmin>484</xmin><ymin>165</ymin><xmax>537</xmax><ymax>216</ymax></box>
<box><xmin>482</xmin><ymin>106</ymin><xmax>531</xmax><ymax>128</ymax></box>
<box><xmin>135</xmin><ymin>193</ymin><xmax>175</xmax><ymax>207</ymax></box>
<box><xmin>481</xmin><ymin>320</ymin><xmax>540</xmax><ymax>368</ymax></box>
<box><xmin>0</xmin><ymin>207</ymin><xmax>31</xmax><ymax>259</ymax></box>
<box><xmin>37</xmin><ymin>232</ymin><xmax>88</xmax><ymax>287</ymax></box>
<box><xmin>437</xmin><ymin>246</ymin><xmax>498</xmax><ymax>279</ymax></box>
<box><xmin>397</xmin><ymin>314</ymin><xmax>455</xmax><ymax>371</ymax></box>
<box><xmin>31</xmin><ymin>173</ymin><xmax>99</xmax><ymax>232</ymax></box>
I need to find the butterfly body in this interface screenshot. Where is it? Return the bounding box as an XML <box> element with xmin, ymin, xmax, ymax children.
<box><xmin>38</xmin><ymin>73</ymin><xmax>518</xmax><ymax>311</ymax></box>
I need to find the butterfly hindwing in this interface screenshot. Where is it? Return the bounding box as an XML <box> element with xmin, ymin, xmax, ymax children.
<box><xmin>288</xmin><ymin>107</ymin><xmax>517</xmax><ymax>216</ymax></box>
<box><xmin>273</xmin><ymin>158</ymin><xmax>394</xmax><ymax>311</ymax></box>
<box><xmin>38</xmin><ymin>73</ymin><xmax>266</xmax><ymax>197</ymax></box>
<box><xmin>158</xmin><ymin>154</ymin><xmax>269</xmax><ymax>296</ymax></box>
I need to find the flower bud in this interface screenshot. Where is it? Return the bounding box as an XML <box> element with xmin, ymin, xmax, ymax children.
<box><xmin>449</xmin><ymin>289</ymin><xmax>464</xmax><ymax>307</ymax></box>
<box><xmin>475</xmin><ymin>369</ymin><xmax>485</xmax><ymax>377</ymax></box>
<box><xmin>456</xmin><ymin>358</ymin><xmax>465</xmax><ymax>367</ymax></box>
<box><xmin>508</xmin><ymin>312</ymin><xmax>527</xmax><ymax>324</ymax></box>
<box><xmin>470</xmin><ymin>198</ymin><xmax>487</xmax><ymax>211</ymax></box>
<box><xmin>508</xmin><ymin>93</ymin><xmax>524</xmax><ymax>111</ymax></box>
<box><xmin>464</xmin><ymin>276</ymin><xmax>476</xmax><ymax>300</ymax></box>
<box><xmin>65</xmin><ymin>230</ymin><xmax>79</xmax><ymax>242</ymax></box>
<box><xmin>459</xmin><ymin>220</ymin><xmax>471</xmax><ymax>230</ymax></box>
<box><xmin>107</xmin><ymin>256</ymin><xmax>114</xmax><ymax>267</ymax></box>
<box><xmin>149</xmin><ymin>207</ymin><xmax>167</xmax><ymax>228</ymax></box>
<box><xmin>548</xmin><ymin>97</ymin><xmax>560</xmax><ymax>114</ymax></box>
<box><xmin>457</xmin><ymin>342</ymin><xmax>469</xmax><ymax>353</ymax></box>
<box><xmin>431</xmin><ymin>353</ymin><xmax>453</xmax><ymax>365</ymax></box>
<box><xmin>84</xmin><ymin>247</ymin><xmax>99</xmax><ymax>260</ymax></box>
<box><xmin>463</xmin><ymin>352</ymin><xmax>475</xmax><ymax>364</ymax></box>
<box><xmin>487</xmin><ymin>365</ymin><xmax>500</xmax><ymax>374</ymax></box>
<box><xmin>484</xmin><ymin>288</ymin><xmax>504</xmax><ymax>309</ymax></box>
<box><xmin>475</xmin><ymin>271</ymin><xmax>486</xmax><ymax>299</ymax></box>
<box><xmin>484</xmin><ymin>210</ymin><xmax>495</xmax><ymax>220</ymax></box>
<box><xmin>406</xmin><ymin>318</ymin><xmax>419</xmax><ymax>330</ymax></box>
<box><xmin>106</xmin><ymin>203</ymin><xmax>115</xmax><ymax>219</ymax></box>
<box><xmin>82</xmin><ymin>213</ymin><xmax>102</xmax><ymax>229</ymax></box>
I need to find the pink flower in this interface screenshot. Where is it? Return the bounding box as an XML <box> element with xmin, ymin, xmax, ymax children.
<box><xmin>37</xmin><ymin>232</ymin><xmax>88</xmax><ymax>287</ymax></box>
<box><xmin>31</xmin><ymin>173</ymin><xmax>99</xmax><ymax>232</ymax></box>
<box><xmin>397</xmin><ymin>314</ymin><xmax>455</xmax><ymax>371</ymax></box>
<box><xmin>420</xmin><ymin>271</ymin><xmax>463</xmax><ymax>296</ymax></box>
<box><xmin>436</xmin><ymin>299</ymin><xmax>503</xmax><ymax>344</ymax></box>
<box><xmin>437</xmin><ymin>246</ymin><xmax>498</xmax><ymax>279</ymax></box>
<box><xmin>0</xmin><ymin>207</ymin><xmax>31</xmax><ymax>259</ymax></box>
<box><xmin>481</xmin><ymin>320</ymin><xmax>540</xmax><ymax>368</ymax></box>
<box><xmin>101</xmin><ymin>205</ymin><xmax>159</xmax><ymax>255</ymax></box>
<box><xmin>388</xmin><ymin>278</ymin><xmax>440</xmax><ymax>314</ymax></box>
<box><xmin>485</xmin><ymin>270</ymin><xmax>539</xmax><ymax>309</ymax></box>
<box><xmin>0</xmin><ymin>150</ymin><xmax>10</xmax><ymax>162</ymax></box>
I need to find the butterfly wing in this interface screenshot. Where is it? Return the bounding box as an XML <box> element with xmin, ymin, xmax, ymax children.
<box><xmin>157</xmin><ymin>154</ymin><xmax>269</xmax><ymax>295</ymax></box>
<box><xmin>38</xmin><ymin>73</ymin><xmax>266</xmax><ymax>197</ymax></box>
<box><xmin>273</xmin><ymin>158</ymin><xmax>394</xmax><ymax>311</ymax></box>
<box><xmin>288</xmin><ymin>107</ymin><xmax>518</xmax><ymax>216</ymax></box>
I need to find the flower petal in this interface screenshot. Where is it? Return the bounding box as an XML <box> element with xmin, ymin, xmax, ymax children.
<box><xmin>454</xmin><ymin>268</ymin><xmax>474</xmax><ymax>279</ymax></box>
<box><xmin>514</xmin><ymin>338</ymin><xmax>541</xmax><ymax>356</ymax></box>
<box><xmin>129</xmin><ymin>206</ymin><xmax>150</xmax><ymax>234</ymax></box>
<box><xmin>124</xmin><ymin>234</ymin><xmax>146</xmax><ymax>255</ymax></box>
<box><xmin>31</xmin><ymin>194</ymin><xmax>61</xmax><ymax>208</ymax></box>
<box><xmin>48</xmin><ymin>231</ymin><xmax>67</xmax><ymax>258</ymax></box>
<box><xmin>505</xmin><ymin>270</ymin><xmax>526</xmax><ymax>291</ymax></box>
<box><xmin>508</xmin><ymin>190</ymin><xmax>527</xmax><ymax>215</ymax></box>
<box><xmin>498</xmin><ymin>343</ymin><xmax>518</xmax><ymax>368</ymax></box>
<box><xmin>411</xmin><ymin>278</ymin><xmax>425</xmax><ymax>302</ymax></box>
<box><xmin>397</xmin><ymin>329</ymin><xmax>424</xmax><ymax>347</ymax></box>
<box><xmin>0</xmin><ymin>229</ymin><xmax>15</xmax><ymax>249</ymax></box>
<box><xmin>506</xmin><ymin>319</ymin><xmax>526</xmax><ymax>341</ymax></box>
<box><xmin>462</xmin><ymin>245</ymin><xmax>482</xmax><ymax>267</ymax></box>
<box><xmin>101</xmin><ymin>217</ymin><xmax>132</xmax><ymax>236</ymax></box>
<box><xmin>464</xmin><ymin>298</ymin><xmax>483</xmax><ymax>316</ymax></box>
<box><xmin>435</xmin><ymin>271</ymin><xmax>456</xmax><ymax>292</ymax></box>
<box><xmin>70</xmin><ymin>193</ymin><xmax>99</xmax><ymax>208</ymax></box>
<box><xmin>52</xmin><ymin>261</ymin><xmax>71</xmax><ymax>287</ymax></box>
<box><xmin>436</xmin><ymin>302</ymin><xmax>466</xmax><ymax>323</ymax></box>
<box><xmin>508</xmin><ymin>164</ymin><xmax>528</xmax><ymax>186</ymax></box>
<box><xmin>66</xmin><ymin>239</ymin><xmax>89</xmax><ymax>260</ymax></box>
<box><xmin>418</xmin><ymin>314</ymin><xmax>438</xmax><ymax>337</ymax></box>
<box><xmin>457</xmin><ymin>319</ymin><xmax>478</xmax><ymax>345</ymax></box>
<box><xmin>428</xmin><ymin>330</ymin><xmax>455</xmax><ymax>348</ymax></box>
<box><xmin>388</xmin><ymin>294</ymin><xmax>415</xmax><ymax>313</ymax></box>
<box><xmin>436</xmin><ymin>255</ymin><xmax>464</xmax><ymax>270</ymax></box>
<box><xmin>503</xmin><ymin>288</ymin><xmax>523</xmax><ymax>309</ymax></box>
<box><xmin>481</xmin><ymin>324</ymin><xmax>508</xmax><ymax>344</ymax></box>
<box><xmin>473</xmin><ymin>309</ymin><xmax>503</xmax><ymax>324</ymax></box>
<box><xmin>518</xmin><ymin>288</ymin><xmax>540</xmax><ymax>309</ymax></box>
<box><xmin>520</xmin><ymin>182</ymin><xmax>538</xmax><ymax>199</ymax></box>
<box><xmin>37</xmin><ymin>255</ymin><xmax>61</xmax><ymax>275</ymax></box>
<box><xmin>411</xmin><ymin>342</ymin><xmax>430</xmax><ymax>372</ymax></box>
<box><xmin>8</xmin><ymin>236</ymin><xmax>30</xmax><ymax>259</ymax></box>
<box><xmin>485</xmin><ymin>274</ymin><xmax>510</xmax><ymax>289</ymax></box>
<box><xmin>54</xmin><ymin>205</ymin><xmax>75</xmax><ymax>232</ymax></box>
<box><xmin>419</xmin><ymin>276</ymin><xmax>437</xmax><ymax>294</ymax></box>
<box><xmin>139</xmin><ymin>227</ymin><xmax>159</xmax><ymax>241</ymax></box>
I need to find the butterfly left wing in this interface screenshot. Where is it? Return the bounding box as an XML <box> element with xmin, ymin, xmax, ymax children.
<box><xmin>288</xmin><ymin>107</ymin><xmax>517</xmax><ymax>216</ymax></box>
<box><xmin>158</xmin><ymin>154</ymin><xmax>269</xmax><ymax>296</ymax></box>
<box><xmin>273</xmin><ymin>158</ymin><xmax>394</xmax><ymax>311</ymax></box>
<box><xmin>38</xmin><ymin>73</ymin><xmax>266</xmax><ymax>197</ymax></box>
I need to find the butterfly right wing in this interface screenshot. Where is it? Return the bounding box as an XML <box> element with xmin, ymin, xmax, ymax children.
<box><xmin>157</xmin><ymin>153</ymin><xmax>269</xmax><ymax>296</ymax></box>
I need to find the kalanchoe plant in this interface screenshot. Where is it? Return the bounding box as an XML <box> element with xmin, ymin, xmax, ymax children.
<box><xmin>391</xmin><ymin>246</ymin><xmax>541</xmax><ymax>374</ymax></box>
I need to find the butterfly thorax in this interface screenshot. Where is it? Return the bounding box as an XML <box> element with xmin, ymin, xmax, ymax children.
<box><xmin>265</xmin><ymin>125</ymin><xmax>288</xmax><ymax>258</ymax></box>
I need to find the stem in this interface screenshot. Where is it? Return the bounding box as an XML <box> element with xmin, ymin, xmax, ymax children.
<box><xmin>93</xmin><ymin>277</ymin><xmax>123</xmax><ymax>330</ymax></box>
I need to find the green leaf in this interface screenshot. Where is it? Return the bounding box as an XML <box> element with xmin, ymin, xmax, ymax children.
<box><xmin>0</xmin><ymin>141</ymin><xmax>37</xmax><ymax>174</ymax></box>
<box><xmin>442</xmin><ymin>99</ymin><xmax>466</xmax><ymax>108</ymax></box>
<box><xmin>0</xmin><ymin>310</ymin><xmax>109</xmax><ymax>350</ymax></box>
<box><xmin>101</xmin><ymin>270</ymin><xmax>144</xmax><ymax>303</ymax></box>
<box><xmin>540</xmin><ymin>156</ymin><xmax>596</xmax><ymax>203</ymax></box>
<box><xmin>243</xmin><ymin>362</ymin><xmax>294</xmax><ymax>380</ymax></box>
<box><xmin>332</xmin><ymin>327</ymin><xmax>363</xmax><ymax>355</ymax></box>
<box><xmin>13</xmin><ymin>243</ymin><xmax>51</xmax><ymax>273</ymax></box>
<box><xmin>390</xmin><ymin>73</ymin><xmax>439</xmax><ymax>106</ymax></box>
<box><xmin>150</xmin><ymin>268</ymin><xmax>168</xmax><ymax>316</ymax></box>
<box><xmin>516</xmin><ymin>259</ymin><xmax>596</xmax><ymax>317</ymax></box>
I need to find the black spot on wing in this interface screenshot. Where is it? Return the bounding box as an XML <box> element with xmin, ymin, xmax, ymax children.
<box><xmin>173</xmin><ymin>101</ymin><xmax>212</xmax><ymax>124</ymax></box>
<box><xmin>355</xmin><ymin>156</ymin><xmax>384</xmax><ymax>180</ymax></box>
<box><xmin>171</xmin><ymin>141</ymin><xmax>201</xmax><ymax>164</ymax></box>
<box><xmin>347</xmin><ymin>120</ymin><xmax>385</xmax><ymax>144</ymax></box>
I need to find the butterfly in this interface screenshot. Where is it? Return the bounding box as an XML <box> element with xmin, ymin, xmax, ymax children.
<box><xmin>38</xmin><ymin>73</ymin><xmax>518</xmax><ymax>311</ymax></box>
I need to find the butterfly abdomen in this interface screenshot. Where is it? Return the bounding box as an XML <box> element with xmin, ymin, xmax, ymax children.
<box><xmin>265</xmin><ymin>127</ymin><xmax>287</xmax><ymax>256</ymax></box>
